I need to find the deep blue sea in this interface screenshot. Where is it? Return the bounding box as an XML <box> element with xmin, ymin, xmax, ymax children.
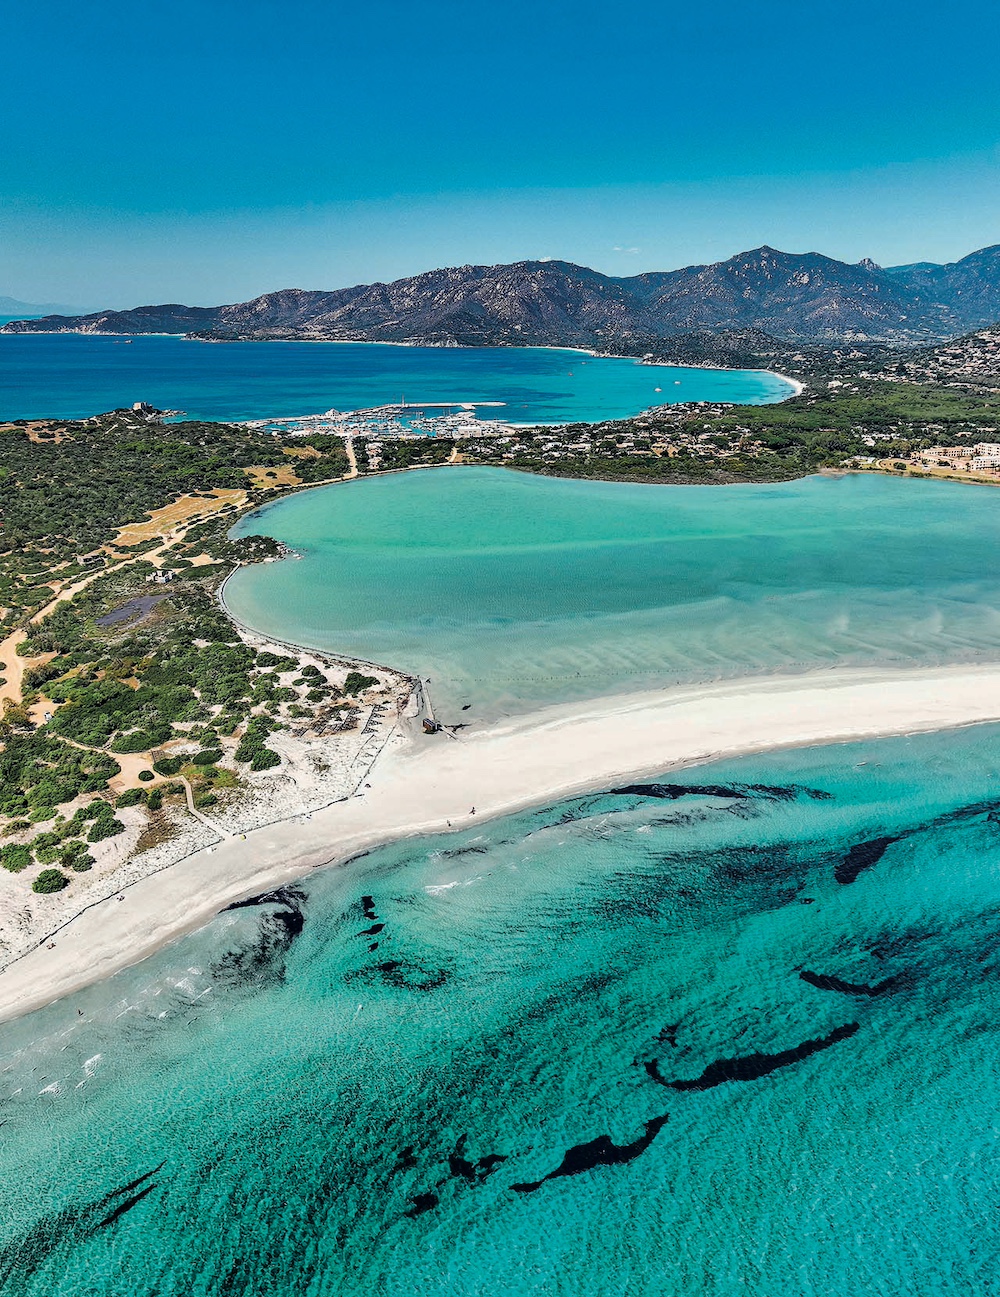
<box><xmin>0</xmin><ymin>333</ymin><xmax>794</xmax><ymax>423</ymax></box>
<box><xmin>3</xmin><ymin>726</ymin><xmax>1000</xmax><ymax>1295</ymax></box>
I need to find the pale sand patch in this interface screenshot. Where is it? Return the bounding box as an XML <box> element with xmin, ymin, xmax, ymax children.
<box><xmin>244</xmin><ymin>464</ymin><xmax>301</xmax><ymax>489</ymax></box>
<box><xmin>2</xmin><ymin>663</ymin><xmax>999</xmax><ymax>1023</ymax></box>
<box><xmin>111</xmin><ymin>489</ymin><xmax>246</xmax><ymax>547</ymax></box>
<box><xmin>0</xmin><ymin>632</ymin><xmax>53</xmax><ymax>709</ymax></box>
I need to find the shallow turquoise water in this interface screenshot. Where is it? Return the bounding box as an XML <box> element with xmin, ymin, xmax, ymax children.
<box><xmin>227</xmin><ymin>467</ymin><xmax>1000</xmax><ymax>717</ymax></box>
<box><xmin>3</xmin><ymin>725</ymin><xmax>1000</xmax><ymax>1295</ymax></box>
<box><xmin>0</xmin><ymin>334</ymin><xmax>793</xmax><ymax>422</ymax></box>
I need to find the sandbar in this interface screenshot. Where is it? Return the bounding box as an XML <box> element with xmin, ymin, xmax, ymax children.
<box><xmin>1</xmin><ymin>662</ymin><xmax>998</xmax><ymax>1025</ymax></box>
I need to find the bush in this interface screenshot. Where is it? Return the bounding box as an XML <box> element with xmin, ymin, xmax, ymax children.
<box><xmin>249</xmin><ymin>747</ymin><xmax>281</xmax><ymax>772</ymax></box>
<box><xmin>152</xmin><ymin>757</ymin><xmax>183</xmax><ymax>776</ymax></box>
<box><xmin>0</xmin><ymin>843</ymin><xmax>32</xmax><ymax>873</ymax></box>
<box><xmin>256</xmin><ymin>651</ymin><xmax>296</xmax><ymax>670</ymax></box>
<box><xmin>138</xmin><ymin>769</ymin><xmax>155</xmax><ymax>782</ymax></box>
<box><xmin>192</xmin><ymin>748</ymin><xmax>223</xmax><ymax>766</ymax></box>
<box><xmin>194</xmin><ymin>791</ymin><xmax>218</xmax><ymax>808</ymax></box>
<box><xmin>147</xmin><ymin>788</ymin><xmax>164</xmax><ymax>812</ymax></box>
<box><xmin>88</xmin><ymin>816</ymin><xmax>126</xmax><ymax>843</ymax></box>
<box><xmin>116</xmin><ymin>787</ymin><xmax>147</xmax><ymax>808</ymax></box>
<box><xmin>343</xmin><ymin>671</ymin><xmax>377</xmax><ymax>696</ymax></box>
<box><xmin>32</xmin><ymin>869</ymin><xmax>68</xmax><ymax>894</ymax></box>
<box><xmin>234</xmin><ymin>737</ymin><xmax>262</xmax><ymax>763</ymax></box>
<box><xmin>111</xmin><ymin>723</ymin><xmax>173</xmax><ymax>753</ymax></box>
<box><xmin>61</xmin><ymin>841</ymin><xmax>94</xmax><ymax>871</ymax></box>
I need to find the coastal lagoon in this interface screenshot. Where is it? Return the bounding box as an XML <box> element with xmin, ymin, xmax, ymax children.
<box><xmin>227</xmin><ymin>467</ymin><xmax>1000</xmax><ymax>718</ymax></box>
<box><xmin>0</xmin><ymin>333</ymin><xmax>794</xmax><ymax>423</ymax></box>
<box><xmin>3</xmin><ymin>725</ymin><xmax>1000</xmax><ymax>1296</ymax></box>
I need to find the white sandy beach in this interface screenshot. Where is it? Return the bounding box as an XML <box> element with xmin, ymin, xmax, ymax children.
<box><xmin>1</xmin><ymin>662</ymin><xmax>998</xmax><ymax>1025</ymax></box>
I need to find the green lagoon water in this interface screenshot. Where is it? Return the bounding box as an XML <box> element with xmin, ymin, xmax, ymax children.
<box><xmin>3</xmin><ymin>726</ymin><xmax>1000</xmax><ymax>1295</ymax></box>
<box><xmin>228</xmin><ymin>467</ymin><xmax>1000</xmax><ymax>717</ymax></box>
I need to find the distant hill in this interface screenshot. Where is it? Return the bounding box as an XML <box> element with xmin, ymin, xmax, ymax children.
<box><xmin>0</xmin><ymin>294</ymin><xmax>85</xmax><ymax>317</ymax></box>
<box><xmin>5</xmin><ymin>245</ymin><xmax>1000</xmax><ymax>345</ymax></box>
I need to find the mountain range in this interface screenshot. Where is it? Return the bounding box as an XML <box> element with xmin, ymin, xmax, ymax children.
<box><xmin>5</xmin><ymin>245</ymin><xmax>1000</xmax><ymax>347</ymax></box>
<box><xmin>0</xmin><ymin>295</ymin><xmax>84</xmax><ymax>317</ymax></box>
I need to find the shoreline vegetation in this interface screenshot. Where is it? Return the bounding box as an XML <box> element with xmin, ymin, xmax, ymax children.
<box><xmin>2</xmin><ymin>347</ymin><xmax>1000</xmax><ymax>1019</ymax></box>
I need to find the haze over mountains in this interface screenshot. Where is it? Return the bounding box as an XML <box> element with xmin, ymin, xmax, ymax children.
<box><xmin>0</xmin><ymin>295</ymin><xmax>83</xmax><ymax>317</ymax></box>
<box><xmin>5</xmin><ymin>245</ymin><xmax>1000</xmax><ymax>347</ymax></box>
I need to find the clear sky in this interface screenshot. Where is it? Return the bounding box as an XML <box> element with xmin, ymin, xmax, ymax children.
<box><xmin>3</xmin><ymin>0</ymin><xmax>1000</xmax><ymax>308</ymax></box>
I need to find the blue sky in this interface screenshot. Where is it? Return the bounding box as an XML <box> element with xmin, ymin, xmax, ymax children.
<box><xmin>3</xmin><ymin>0</ymin><xmax>1000</xmax><ymax>307</ymax></box>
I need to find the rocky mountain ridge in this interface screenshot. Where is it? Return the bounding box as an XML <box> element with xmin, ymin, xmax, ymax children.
<box><xmin>6</xmin><ymin>244</ymin><xmax>1000</xmax><ymax>346</ymax></box>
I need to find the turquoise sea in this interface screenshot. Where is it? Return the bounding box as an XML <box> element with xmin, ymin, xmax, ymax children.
<box><xmin>3</xmin><ymin>725</ymin><xmax>1000</xmax><ymax>1295</ymax></box>
<box><xmin>227</xmin><ymin>467</ymin><xmax>1000</xmax><ymax>718</ymax></box>
<box><xmin>0</xmin><ymin>333</ymin><xmax>793</xmax><ymax>423</ymax></box>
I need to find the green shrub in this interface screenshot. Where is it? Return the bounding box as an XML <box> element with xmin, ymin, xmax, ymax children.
<box><xmin>88</xmin><ymin>816</ymin><xmax>126</xmax><ymax>843</ymax></box>
<box><xmin>0</xmin><ymin>843</ymin><xmax>32</xmax><ymax>873</ymax></box>
<box><xmin>61</xmin><ymin>841</ymin><xmax>94</xmax><ymax>871</ymax></box>
<box><xmin>152</xmin><ymin>757</ymin><xmax>183</xmax><ymax>776</ymax></box>
<box><xmin>116</xmin><ymin>787</ymin><xmax>147</xmax><ymax>808</ymax></box>
<box><xmin>194</xmin><ymin>791</ymin><xmax>218</xmax><ymax>808</ymax></box>
<box><xmin>147</xmin><ymin>789</ymin><xmax>164</xmax><ymax>811</ymax></box>
<box><xmin>192</xmin><ymin>748</ymin><xmax>223</xmax><ymax>766</ymax></box>
<box><xmin>343</xmin><ymin>671</ymin><xmax>377</xmax><ymax>696</ymax></box>
<box><xmin>111</xmin><ymin>723</ymin><xmax>173</xmax><ymax>753</ymax></box>
<box><xmin>256</xmin><ymin>651</ymin><xmax>296</xmax><ymax>670</ymax></box>
<box><xmin>32</xmin><ymin>869</ymin><xmax>68</xmax><ymax>894</ymax></box>
<box><xmin>249</xmin><ymin>747</ymin><xmax>281</xmax><ymax>772</ymax></box>
<box><xmin>138</xmin><ymin>769</ymin><xmax>155</xmax><ymax>782</ymax></box>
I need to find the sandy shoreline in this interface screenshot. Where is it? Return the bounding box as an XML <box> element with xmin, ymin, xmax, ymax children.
<box><xmin>1</xmin><ymin>662</ymin><xmax>999</xmax><ymax>1025</ymax></box>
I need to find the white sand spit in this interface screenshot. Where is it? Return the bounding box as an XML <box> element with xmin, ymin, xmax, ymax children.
<box><xmin>1</xmin><ymin>663</ymin><xmax>999</xmax><ymax>1023</ymax></box>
